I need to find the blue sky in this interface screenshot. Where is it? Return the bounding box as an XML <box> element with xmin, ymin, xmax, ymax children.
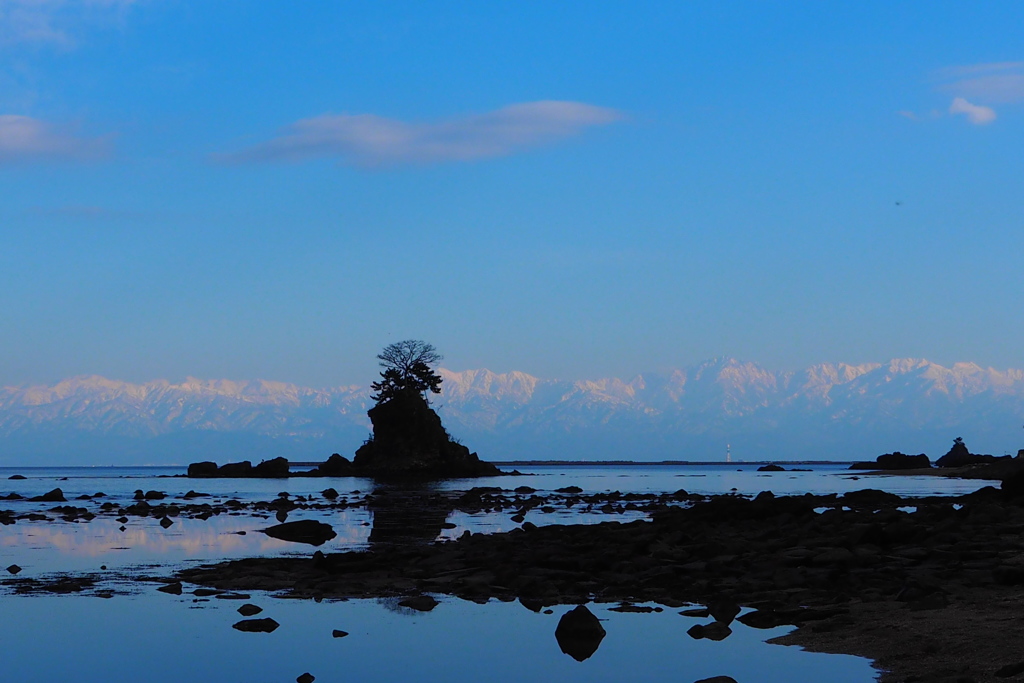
<box><xmin>1</xmin><ymin>1</ymin><xmax>1023</xmax><ymax>386</ymax></box>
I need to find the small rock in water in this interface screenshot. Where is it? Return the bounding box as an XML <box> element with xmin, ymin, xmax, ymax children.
<box><xmin>694</xmin><ymin>677</ymin><xmax>738</xmax><ymax>683</ymax></box>
<box><xmin>159</xmin><ymin>517</ymin><xmax>174</xmax><ymax>529</ymax></box>
<box><xmin>156</xmin><ymin>581</ymin><xmax>183</xmax><ymax>595</ymax></box>
<box><xmin>6</xmin><ymin>564</ymin><xmax>22</xmax><ymax>575</ymax></box>
<box><xmin>262</xmin><ymin>520</ymin><xmax>336</xmax><ymax>546</ymax></box>
<box><xmin>238</xmin><ymin>604</ymin><xmax>263</xmax><ymax>616</ymax></box>
<box><xmin>296</xmin><ymin>674</ymin><xmax>315</xmax><ymax>683</ymax></box>
<box><xmin>708</xmin><ymin>601</ymin><xmax>741</xmax><ymax>624</ymax></box>
<box><xmin>275</xmin><ymin>509</ymin><xmax>289</xmax><ymax>523</ymax></box>
<box><xmin>232</xmin><ymin>618</ymin><xmax>280</xmax><ymax>633</ymax></box>
<box><xmin>118</xmin><ymin>525</ymin><xmax>126</xmax><ymax>532</ymax></box>
<box><xmin>8</xmin><ymin>474</ymin><xmax>25</xmax><ymax>480</ymax></box>
<box><xmin>554</xmin><ymin>605</ymin><xmax>606</xmax><ymax>662</ymax></box>
<box><xmin>30</xmin><ymin>488</ymin><xmax>65</xmax><ymax>503</ymax></box>
<box><xmin>398</xmin><ymin>595</ymin><xmax>438</xmax><ymax>612</ymax></box>
<box><xmin>332</xmin><ymin>630</ymin><xmax>349</xmax><ymax>638</ymax></box>
<box><xmin>321</xmin><ymin>488</ymin><xmax>339</xmax><ymax>500</ymax></box>
<box><xmin>687</xmin><ymin>621</ymin><xmax>732</xmax><ymax>641</ymax></box>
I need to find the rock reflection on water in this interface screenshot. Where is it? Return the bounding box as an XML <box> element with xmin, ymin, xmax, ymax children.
<box><xmin>0</xmin><ymin>594</ymin><xmax>878</xmax><ymax>683</ymax></box>
<box><xmin>0</xmin><ymin>511</ymin><xmax>373</xmax><ymax>573</ymax></box>
<box><xmin>554</xmin><ymin>605</ymin><xmax>607</xmax><ymax>661</ymax></box>
<box><xmin>366</xmin><ymin>483</ymin><xmax>454</xmax><ymax>547</ymax></box>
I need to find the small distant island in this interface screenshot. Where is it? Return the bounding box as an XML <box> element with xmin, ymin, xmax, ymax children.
<box><xmin>850</xmin><ymin>436</ymin><xmax>1024</xmax><ymax>480</ymax></box>
<box><xmin>187</xmin><ymin>340</ymin><xmax>500</xmax><ymax>480</ymax></box>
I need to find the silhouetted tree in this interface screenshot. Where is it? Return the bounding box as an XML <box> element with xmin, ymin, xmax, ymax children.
<box><xmin>371</xmin><ymin>340</ymin><xmax>443</xmax><ymax>404</ymax></box>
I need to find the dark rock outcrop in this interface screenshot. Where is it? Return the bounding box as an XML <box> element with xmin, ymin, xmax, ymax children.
<box><xmin>352</xmin><ymin>389</ymin><xmax>499</xmax><ymax>479</ymax></box>
<box><xmin>232</xmin><ymin>618</ymin><xmax>279</xmax><ymax>633</ymax></box>
<box><xmin>261</xmin><ymin>520</ymin><xmax>337</xmax><ymax>546</ymax></box>
<box><xmin>309</xmin><ymin>454</ymin><xmax>353</xmax><ymax>477</ymax></box>
<box><xmin>30</xmin><ymin>488</ymin><xmax>65</xmax><ymax>502</ymax></box>
<box><xmin>757</xmin><ymin>463</ymin><xmax>785</xmax><ymax>472</ymax></box>
<box><xmin>554</xmin><ymin>605</ymin><xmax>606</xmax><ymax>662</ymax></box>
<box><xmin>936</xmin><ymin>437</ymin><xmax>1007</xmax><ymax>468</ymax></box>
<box><xmin>850</xmin><ymin>452</ymin><xmax>931</xmax><ymax>470</ymax></box>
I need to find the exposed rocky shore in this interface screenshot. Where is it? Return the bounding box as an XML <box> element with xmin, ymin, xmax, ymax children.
<box><xmin>188</xmin><ymin>389</ymin><xmax>501</xmax><ymax>480</ymax></box>
<box><xmin>177</xmin><ymin>484</ymin><xmax>1024</xmax><ymax>683</ymax></box>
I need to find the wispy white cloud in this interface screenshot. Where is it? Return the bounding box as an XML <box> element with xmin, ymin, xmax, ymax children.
<box><xmin>0</xmin><ymin>0</ymin><xmax>139</xmax><ymax>48</ymax></box>
<box><xmin>908</xmin><ymin>61</ymin><xmax>1024</xmax><ymax>126</ymax></box>
<box><xmin>218</xmin><ymin>101</ymin><xmax>625</xmax><ymax>167</ymax></box>
<box><xmin>948</xmin><ymin>97</ymin><xmax>996</xmax><ymax>125</ymax></box>
<box><xmin>0</xmin><ymin>114</ymin><xmax>109</xmax><ymax>162</ymax></box>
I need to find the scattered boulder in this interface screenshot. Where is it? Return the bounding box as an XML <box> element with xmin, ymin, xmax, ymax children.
<box><xmin>8</xmin><ymin>474</ymin><xmax>25</xmax><ymax>480</ymax></box>
<box><xmin>187</xmin><ymin>462</ymin><xmax>219</xmax><ymax>477</ymax></box>
<box><xmin>851</xmin><ymin>452</ymin><xmax>931</xmax><ymax>470</ymax></box>
<box><xmin>332</xmin><ymin>630</ymin><xmax>349</xmax><ymax>638</ymax></box>
<box><xmin>6</xmin><ymin>564</ymin><xmax>21</xmax><ymax>575</ymax></box>
<box><xmin>309</xmin><ymin>454</ymin><xmax>353</xmax><ymax>477</ymax></box>
<box><xmin>694</xmin><ymin>678</ymin><xmax>738</xmax><ymax>683</ymax></box>
<box><xmin>262</xmin><ymin>520</ymin><xmax>337</xmax><ymax>546</ymax></box>
<box><xmin>687</xmin><ymin>621</ymin><xmax>732</xmax><ymax>641</ymax></box>
<box><xmin>937</xmin><ymin>437</ymin><xmax>1005</xmax><ymax>468</ymax></box>
<box><xmin>757</xmin><ymin>464</ymin><xmax>785</xmax><ymax>472</ymax></box>
<box><xmin>296</xmin><ymin>674</ymin><xmax>315</xmax><ymax>683</ymax></box>
<box><xmin>321</xmin><ymin>488</ymin><xmax>339</xmax><ymax>500</ymax></box>
<box><xmin>30</xmin><ymin>488</ymin><xmax>65</xmax><ymax>503</ymax></box>
<box><xmin>398</xmin><ymin>595</ymin><xmax>439</xmax><ymax>612</ymax></box>
<box><xmin>232</xmin><ymin>618</ymin><xmax>280</xmax><ymax>633</ymax></box>
<box><xmin>238</xmin><ymin>604</ymin><xmax>263</xmax><ymax>616</ymax></box>
<box><xmin>708</xmin><ymin>601</ymin><xmax>741</xmax><ymax>624</ymax></box>
<box><xmin>253</xmin><ymin>457</ymin><xmax>290</xmax><ymax>478</ymax></box>
<box><xmin>159</xmin><ymin>516</ymin><xmax>174</xmax><ymax>529</ymax></box>
<box><xmin>218</xmin><ymin>461</ymin><xmax>255</xmax><ymax>477</ymax></box>
<box><xmin>554</xmin><ymin>605</ymin><xmax>606</xmax><ymax>662</ymax></box>
<box><xmin>156</xmin><ymin>581</ymin><xmax>183</xmax><ymax>595</ymax></box>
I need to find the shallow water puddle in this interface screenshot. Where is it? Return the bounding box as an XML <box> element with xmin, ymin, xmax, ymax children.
<box><xmin>0</xmin><ymin>591</ymin><xmax>876</xmax><ymax>683</ymax></box>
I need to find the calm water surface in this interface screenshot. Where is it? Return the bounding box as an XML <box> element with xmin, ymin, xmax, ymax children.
<box><xmin>1</xmin><ymin>463</ymin><xmax>993</xmax><ymax>682</ymax></box>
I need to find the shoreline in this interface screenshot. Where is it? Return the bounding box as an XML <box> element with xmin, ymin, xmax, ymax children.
<box><xmin>174</xmin><ymin>485</ymin><xmax>1024</xmax><ymax>683</ymax></box>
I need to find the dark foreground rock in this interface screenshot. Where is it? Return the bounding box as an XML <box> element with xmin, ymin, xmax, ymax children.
<box><xmin>180</xmin><ymin>485</ymin><xmax>1024</xmax><ymax>682</ymax></box>
<box><xmin>261</xmin><ymin>520</ymin><xmax>337</xmax><ymax>546</ymax></box>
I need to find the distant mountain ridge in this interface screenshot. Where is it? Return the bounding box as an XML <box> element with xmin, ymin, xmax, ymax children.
<box><xmin>2</xmin><ymin>358</ymin><xmax>1023</xmax><ymax>465</ymax></box>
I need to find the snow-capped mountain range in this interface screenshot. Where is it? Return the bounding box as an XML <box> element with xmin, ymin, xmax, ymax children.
<box><xmin>2</xmin><ymin>358</ymin><xmax>1023</xmax><ymax>465</ymax></box>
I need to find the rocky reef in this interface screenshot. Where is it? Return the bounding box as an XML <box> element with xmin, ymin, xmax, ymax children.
<box><xmin>188</xmin><ymin>389</ymin><xmax>499</xmax><ymax>479</ymax></box>
<box><xmin>849</xmin><ymin>451</ymin><xmax>931</xmax><ymax>470</ymax></box>
<box><xmin>352</xmin><ymin>389</ymin><xmax>499</xmax><ymax>478</ymax></box>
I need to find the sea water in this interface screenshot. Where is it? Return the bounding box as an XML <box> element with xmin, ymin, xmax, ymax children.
<box><xmin>0</xmin><ymin>462</ymin><xmax>992</xmax><ymax>682</ymax></box>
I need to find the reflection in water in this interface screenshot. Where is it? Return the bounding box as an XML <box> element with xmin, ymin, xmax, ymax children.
<box><xmin>367</xmin><ymin>483</ymin><xmax>454</xmax><ymax>547</ymax></box>
<box><xmin>554</xmin><ymin>605</ymin><xmax>607</xmax><ymax>662</ymax></box>
<box><xmin>0</xmin><ymin>511</ymin><xmax>373</xmax><ymax>573</ymax></box>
